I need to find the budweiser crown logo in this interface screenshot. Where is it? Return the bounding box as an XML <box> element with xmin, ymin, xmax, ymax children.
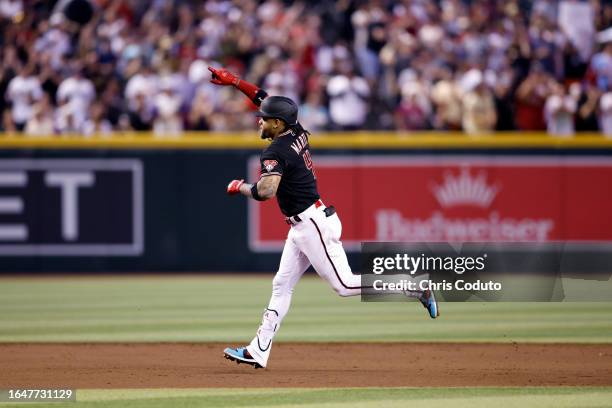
<box><xmin>432</xmin><ymin>168</ymin><xmax>499</xmax><ymax>208</ymax></box>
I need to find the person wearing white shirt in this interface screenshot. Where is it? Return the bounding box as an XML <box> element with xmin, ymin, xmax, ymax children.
<box><xmin>33</xmin><ymin>16</ymin><xmax>71</xmax><ymax>71</ymax></box>
<box><xmin>544</xmin><ymin>83</ymin><xmax>577</xmax><ymax>137</ymax></box>
<box><xmin>326</xmin><ymin>67</ymin><xmax>370</xmax><ymax>130</ymax></box>
<box><xmin>56</xmin><ymin>68</ymin><xmax>95</xmax><ymax>131</ymax></box>
<box><xmin>153</xmin><ymin>82</ymin><xmax>183</xmax><ymax>137</ymax></box>
<box><xmin>125</xmin><ymin>64</ymin><xmax>158</xmax><ymax>111</ymax></box>
<box><xmin>0</xmin><ymin>0</ymin><xmax>23</xmax><ymax>19</ymax></box>
<box><xmin>5</xmin><ymin>65</ymin><xmax>43</xmax><ymax>130</ymax></box>
<box><xmin>600</xmin><ymin>92</ymin><xmax>612</xmax><ymax>137</ymax></box>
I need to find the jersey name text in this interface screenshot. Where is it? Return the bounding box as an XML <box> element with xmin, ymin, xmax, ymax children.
<box><xmin>290</xmin><ymin>133</ymin><xmax>308</xmax><ymax>155</ymax></box>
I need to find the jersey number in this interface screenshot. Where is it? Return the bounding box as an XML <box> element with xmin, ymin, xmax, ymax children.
<box><xmin>302</xmin><ymin>150</ymin><xmax>315</xmax><ymax>177</ymax></box>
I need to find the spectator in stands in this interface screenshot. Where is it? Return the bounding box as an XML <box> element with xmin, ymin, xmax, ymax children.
<box><xmin>544</xmin><ymin>82</ymin><xmax>577</xmax><ymax>136</ymax></box>
<box><xmin>82</xmin><ymin>102</ymin><xmax>113</xmax><ymax>137</ymax></box>
<box><xmin>574</xmin><ymin>82</ymin><xmax>601</xmax><ymax>132</ymax></box>
<box><xmin>461</xmin><ymin>70</ymin><xmax>497</xmax><ymax>135</ymax></box>
<box><xmin>0</xmin><ymin>0</ymin><xmax>610</xmax><ymax>135</ymax></box>
<box><xmin>152</xmin><ymin>80</ymin><xmax>183</xmax><ymax>137</ymax></box>
<box><xmin>590</xmin><ymin>41</ymin><xmax>612</xmax><ymax>91</ymax></box>
<box><xmin>33</xmin><ymin>14</ymin><xmax>71</xmax><ymax>71</ymax></box>
<box><xmin>38</xmin><ymin>59</ymin><xmax>62</xmax><ymax>105</ymax></box>
<box><xmin>55</xmin><ymin>102</ymin><xmax>81</xmax><ymax>135</ymax></box>
<box><xmin>56</xmin><ymin>65</ymin><xmax>96</xmax><ymax>133</ymax></box>
<box><xmin>127</xmin><ymin>93</ymin><xmax>153</xmax><ymax>131</ymax></box>
<box><xmin>0</xmin><ymin>0</ymin><xmax>22</xmax><ymax>21</ymax></box>
<box><xmin>351</xmin><ymin>2</ymin><xmax>387</xmax><ymax>82</ymax></box>
<box><xmin>99</xmin><ymin>78</ymin><xmax>125</xmax><ymax>128</ymax></box>
<box><xmin>394</xmin><ymin>79</ymin><xmax>431</xmax><ymax>131</ymax></box>
<box><xmin>492</xmin><ymin>65</ymin><xmax>517</xmax><ymax>130</ymax></box>
<box><xmin>25</xmin><ymin>94</ymin><xmax>54</xmax><ymax>136</ymax></box>
<box><xmin>431</xmin><ymin>77</ymin><xmax>462</xmax><ymax>130</ymax></box>
<box><xmin>5</xmin><ymin>64</ymin><xmax>44</xmax><ymax>131</ymax></box>
<box><xmin>326</xmin><ymin>62</ymin><xmax>370</xmax><ymax>130</ymax></box>
<box><xmin>125</xmin><ymin>62</ymin><xmax>158</xmax><ymax>112</ymax></box>
<box><xmin>515</xmin><ymin>64</ymin><xmax>553</xmax><ymax>130</ymax></box>
<box><xmin>299</xmin><ymin>89</ymin><xmax>329</xmax><ymax>132</ymax></box>
<box><xmin>0</xmin><ymin>46</ymin><xmax>20</xmax><ymax>131</ymax></box>
<box><xmin>262</xmin><ymin>62</ymin><xmax>300</xmax><ymax>104</ymax></box>
<box><xmin>186</xmin><ymin>87</ymin><xmax>213</xmax><ymax>131</ymax></box>
<box><xmin>600</xmin><ymin>91</ymin><xmax>612</xmax><ymax>137</ymax></box>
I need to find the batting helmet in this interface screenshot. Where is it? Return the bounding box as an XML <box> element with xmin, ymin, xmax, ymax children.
<box><xmin>255</xmin><ymin>96</ymin><xmax>298</xmax><ymax>125</ymax></box>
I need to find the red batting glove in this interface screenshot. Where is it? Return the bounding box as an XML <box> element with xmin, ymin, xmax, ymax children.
<box><xmin>208</xmin><ymin>66</ymin><xmax>240</xmax><ymax>86</ymax></box>
<box><xmin>227</xmin><ymin>179</ymin><xmax>244</xmax><ymax>195</ymax></box>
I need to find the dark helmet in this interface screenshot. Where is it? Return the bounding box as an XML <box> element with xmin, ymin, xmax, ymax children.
<box><xmin>255</xmin><ymin>96</ymin><xmax>298</xmax><ymax>125</ymax></box>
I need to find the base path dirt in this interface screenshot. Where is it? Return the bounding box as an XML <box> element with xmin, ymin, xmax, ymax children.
<box><xmin>1</xmin><ymin>343</ymin><xmax>611</xmax><ymax>388</ymax></box>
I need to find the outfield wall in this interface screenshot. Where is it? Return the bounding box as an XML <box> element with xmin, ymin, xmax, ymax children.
<box><xmin>0</xmin><ymin>132</ymin><xmax>611</xmax><ymax>272</ymax></box>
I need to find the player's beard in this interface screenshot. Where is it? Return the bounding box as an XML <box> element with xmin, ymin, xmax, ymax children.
<box><xmin>260</xmin><ymin>128</ymin><xmax>274</xmax><ymax>140</ymax></box>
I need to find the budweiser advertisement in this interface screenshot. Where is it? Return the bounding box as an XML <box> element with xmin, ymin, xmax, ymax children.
<box><xmin>248</xmin><ymin>156</ymin><xmax>612</xmax><ymax>252</ymax></box>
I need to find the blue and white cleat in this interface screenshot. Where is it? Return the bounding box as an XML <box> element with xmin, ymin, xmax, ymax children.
<box><xmin>419</xmin><ymin>289</ymin><xmax>439</xmax><ymax>319</ymax></box>
<box><xmin>223</xmin><ymin>347</ymin><xmax>263</xmax><ymax>369</ymax></box>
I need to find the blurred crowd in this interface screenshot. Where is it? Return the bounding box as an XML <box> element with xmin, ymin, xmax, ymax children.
<box><xmin>1</xmin><ymin>0</ymin><xmax>612</xmax><ymax>137</ymax></box>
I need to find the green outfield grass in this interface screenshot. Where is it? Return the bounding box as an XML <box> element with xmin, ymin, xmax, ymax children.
<box><xmin>0</xmin><ymin>275</ymin><xmax>610</xmax><ymax>343</ymax></box>
<box><xmin>1</xmin><ymin>388</ymin><xmax>612</xmax><ymax>408</ymax></box>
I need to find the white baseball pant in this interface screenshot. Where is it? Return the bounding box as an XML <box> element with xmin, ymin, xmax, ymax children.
<box><xmin>246</xmin><ymin>201</ymin><xmax>367</xmax><ymax>367</ymax></box>
<box><xmin>247</xmin><ymin>204</ymin><xmax>361</xmax><ymax>367</ymax></box>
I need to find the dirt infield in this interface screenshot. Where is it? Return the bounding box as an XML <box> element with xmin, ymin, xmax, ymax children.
<box><xmin>1</xmin><ymin>343</ymin><xmax>611</xmax><ymax>388</ymax></box>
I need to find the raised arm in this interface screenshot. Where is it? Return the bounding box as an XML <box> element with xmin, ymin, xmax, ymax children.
<box><xmin>208</xmin><ymin>66</ymin><xmax>268</xmax><ymax>107</ymax></box>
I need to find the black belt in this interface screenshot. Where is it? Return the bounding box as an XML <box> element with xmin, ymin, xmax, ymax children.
<box><xmin>285</xmin><ymin>215</ymin><xmax>301</xmax><ymax>225</ymax></box>
<box><xmin>285</xmin><ymin>205</ymin><xmax>336</xmax><ymax>225</ymax></box>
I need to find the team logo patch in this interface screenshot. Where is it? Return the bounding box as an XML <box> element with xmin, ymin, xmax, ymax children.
<box><xmin>263</xmin><ymin>160</ymin><xmax>278</xmax><ymax>173</ymax></box>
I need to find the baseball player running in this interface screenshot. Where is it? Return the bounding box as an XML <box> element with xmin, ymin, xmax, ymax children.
<box><xmin>208</xmin><ymin>66</ymin><xmax>439</xmax><ymax>369</ymax></box>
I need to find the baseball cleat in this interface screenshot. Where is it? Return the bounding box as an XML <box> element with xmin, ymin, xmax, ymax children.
<box><xmin>419</xmin><ymin>289</ymin><xmax>439</xmax><ymax>319</ymax></box>
<box><xmin>223</xmin><ymin>347</ymin><xmax>263</xmax><ymax>369</ymax></box>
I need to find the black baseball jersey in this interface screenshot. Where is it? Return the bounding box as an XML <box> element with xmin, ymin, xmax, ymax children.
<box><xmin>259</xmin><ymin>128</ymin><xmax>320</xmax><ymax>216</ymax></box>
